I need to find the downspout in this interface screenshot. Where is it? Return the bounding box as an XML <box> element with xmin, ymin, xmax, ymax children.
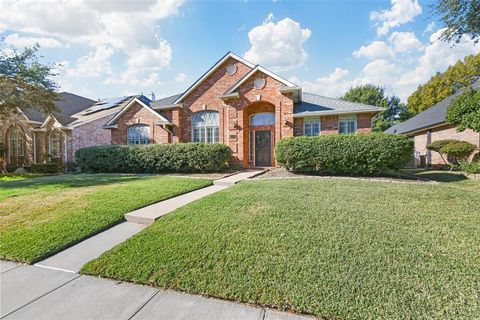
<box><xmin>161</xmin><ymin>124</ymin><xmax>173</xmax><ymax>143</ymax></box>
<box><xmin>64</xmin><ymin>131</ymin><xmax>68</xmax><ymax>164</ymax></box>
<box><xmin>33</xmin><ymin>131</ymin><xmax>36</xmax><ymax>163</ymax></box>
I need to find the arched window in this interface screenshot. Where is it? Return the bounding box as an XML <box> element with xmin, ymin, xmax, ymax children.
<box><xmin>192</xmin><ymin>111</ymin><xmax>219</xmax><ymax>143</ymax></box>
<box><xmin>9</xmin><ymin>127</ymin><xmax>24</xmax><ymax>156</ymax></box>
<box><xmin>49</xmin><ymin>131</ymin><xmax>62</xmax><ymax>157</ymax></box>
<box><xmin>250</xmin><ymin>113</ymin><xmax>275</xmax><ymax>126</ymax></box>
<box><xmin>127</xmin><ymin>124</ymin><xmax>150</xmax><ymax>144</ymax></box>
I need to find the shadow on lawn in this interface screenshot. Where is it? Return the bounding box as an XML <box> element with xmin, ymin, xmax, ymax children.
<box><xmin>0</xmin><ymin>173</ymin><xmax>145</xmax><ymax>190</ymax></box>
<box><xmin>413</xmin><ymin>171</ymin><xmax>468</xmax><ymax>183</ymax></box>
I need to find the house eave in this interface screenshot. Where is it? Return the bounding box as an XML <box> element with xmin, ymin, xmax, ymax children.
<box><xmin>151</xmin><ymin>103</ymin><xmax>182</xmax><ymax>110</ymax></box>
<box><xmin>293</xmin><ymin>109</ymin><xmax>385</xmax><ymax>118</ymax></box>
<box><xmin>219</xmin><ymin>92</ymin><xmax>240</xmax><ymax>100</ymax></box>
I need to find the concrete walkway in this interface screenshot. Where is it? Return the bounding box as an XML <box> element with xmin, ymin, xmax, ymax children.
<box><xmin>126</xmin><ymin>170</ymin><xmax>265</xmax><ymax>225</ymax></box>
<box><xmin>0</xmin><ymin>169</ymin><xmax>315</xmax><ymax>320</ymax></box>
<box><xmin>0</xmin><ymin>262</ymin><xmax>314</xmax><ymax>320</ymax></box>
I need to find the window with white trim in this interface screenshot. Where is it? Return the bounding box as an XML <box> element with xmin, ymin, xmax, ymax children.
<box><xmin>127</xmin><ymin>124</ymin><xmax>150</xmax><ymax>144</ymax></box>
<box><xmin>303</xmin><ymin>119</ymin><xmax>320</xmax><ymax>136</ymax></box>
<box><xmin>338</xmin><ymin>116</ymin><xmax>357</xmax><ymax>134</ymax></box>
<box><xmin>49</xmin><ymin>131</ymin><xmax>62</xmax><ymax>157</ymax></box>
<box><xmin>9</xmin><ymin>127</ymin><xmax>24</xmax><ymax>156</ymax></box>
<box><xmin>192</xmin><ymin>111</ymin><xmax>219</xmax><ymax>143</ymax></box>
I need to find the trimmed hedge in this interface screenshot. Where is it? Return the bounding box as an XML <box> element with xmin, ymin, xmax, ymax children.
<box><xmin>275</xmin><ymin>133</ymin><xmax>413</xmax><ymax>175</ymax></box>
<box><xmin>31</xmin><ymin>163</ymin><xmax>62</xmax><ymax>173</ymax></box>
<box><xmin>75</xmin><ymin>143</ymin><xmax>232</xmax><ymax>173</ymax></box>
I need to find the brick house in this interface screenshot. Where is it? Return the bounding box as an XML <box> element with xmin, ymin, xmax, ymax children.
<box><xmin>385</xmin><ymin>81</ymin><xmax>480</xmax><ymax>167</ymax></box>
<box><xmin>104</xmin><ymin>52</ymin><xmax>384</xmax><ymax>168</ymax></box>
<box><xmin>0</xmin><ymin>93</ymin><xmax>147</xmax><ymax>169</ymax></box>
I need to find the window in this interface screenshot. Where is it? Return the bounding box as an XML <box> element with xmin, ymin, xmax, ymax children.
<box><xmin>192</xmin><ymin>111</ymin><xmax>219</xmax><ymax>143</ymax></box>
<box><xmin>49</xmin><ymin>131</ymin><xmax>62</xmax><ymax>157</ymax></box>
<box><xmin>9</xmin><ymin>127</ymin><xmax>24</xmax><ymax>156</ymax></box>
<box><xmin>304</xmin><ymin>119</ymin><xmax>320</xmax><ymax>136</ymax></box>
<box><xmin>127</xmin><ymin>124</ymin><xmax>150</xmax><ymax>144</ymax></box>
<box><xmin>338</xmin><ymin>116</ymin><xmax>357</xmax><ymax>134</ymax></box>
<box><xmin>250</xmin><ymin>113</ymin><xmax>275</xmax><ymax>126</ymax></box>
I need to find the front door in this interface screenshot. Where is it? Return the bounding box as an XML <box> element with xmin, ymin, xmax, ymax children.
<box><xmin>254</xmin><ymin>130</ymin><xmax>272</xmax><ymax>167</ymax></box>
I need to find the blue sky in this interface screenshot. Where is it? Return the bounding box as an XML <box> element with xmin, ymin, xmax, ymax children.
<box><xmin>1</xmin><ymin>0</ymin><xmax>479</xmax><ymax>102</ymax></box>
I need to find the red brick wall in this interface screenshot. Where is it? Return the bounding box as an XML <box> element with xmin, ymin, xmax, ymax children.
<box><xmin>414</xmin><ymin>125</ymin><xmax>480</xmax><ymax>166</ymax></box>
<box><xmin>110</xmin><ymin>101</ymin><xmax>170</xmax><ymax>145</ymax></box>
<box><xmin>294</xmin><ymin>113</ymin><xmax>373</xmax><ymax>136</ymax></box>
<box><xmin>320</xmin><ymin>116</ymin><xmax>339</xmax><ymax>134</ymax></box>
<box><xmin>180</xmin><ymin>57</ymin><xmax>253</xmax><ymax>145</ymax></box>
<box><xmin>72</xmin><ymin>116</ymin><xmax>112</xmax><ymax>156</ymax></box>
<box><xmin>357</xmin><ymin>113</ymin><xmax>373</xmax><ymax>132</ymax></box>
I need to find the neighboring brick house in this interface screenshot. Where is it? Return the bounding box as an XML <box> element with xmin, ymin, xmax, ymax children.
<box><xmin>0</xmin><ymin>93</ymin><xmax>148</xmax><ymax>170</ymax></box>
<box><xmin>385</xmin><ymin>81</ymin><xmax>480</xmax><ymax>168</ymax></box>
<box><xmin>104</xmin><ymin>52</ymin><xmax>385</xmax><ymax>168</ymax></box>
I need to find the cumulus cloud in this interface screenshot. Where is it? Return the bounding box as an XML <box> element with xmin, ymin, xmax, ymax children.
<box><xmin>388</xmin><ymin>31</ymin><xmax>421</xmax><ymax>52</ymax></box>
<box><xmin>67</xmin><ymin>45</ymin><xmax>114</xmax><ymax>77</ymax></box>
<box><xmin>4</xmin><ymin>33</ymin><xmax>63</xmax><ymax>48</ymax></box>
<box><xmin>0</xmin><ymin>0</ymin><xmax>184</xmax><ymax>79</ymax></box>
<box><xmin>244</xmin><ymin>14</ymin><xmax>311</xmax><ymax>71</ymax></box>
<box><xmin>370</xmin><ymin>0</ymin><xmax>422</xmax><ymax>36</ymax></box>
<box><xmin>175</xmin><ymin>73</ymin><xmax>188</xmax><ymax>82</ymax></box>
<box><xmin>292</xmin><ymin>27</ymin><xmax>480</xmax><ymax>101</ymax></box>
<box><xmin>353</xmin><ymin>41</ymin><xmax>395</xmax><ymax>59</ymax></box>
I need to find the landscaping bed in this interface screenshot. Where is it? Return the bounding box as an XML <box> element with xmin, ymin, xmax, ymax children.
<box><xmin>0</xmin><ymin>174</ymin><xmax>212</xmax><ymax>263</ymax></box>
<box><xmin>82</xmin><ymin>177</ymin><xmax>480</xmax><ymax>319</ymax></box>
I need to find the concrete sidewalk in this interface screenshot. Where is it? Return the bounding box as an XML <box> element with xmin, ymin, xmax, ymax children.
<box><xmin>126</xmin><ymin>170</ymin><xmax>265</xmax><ymax>225</ymax></box>
<box><xmin>0</xmin><ymin>262</ymin><xmax>314</xmax><ymax>320</ymax></box>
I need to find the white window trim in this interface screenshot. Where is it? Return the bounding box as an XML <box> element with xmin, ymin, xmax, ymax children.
<box><xmin>48</xmin><ymin>131</ymin><xmax>62</xmax><ymax>158</ymax></box>
<box><xmin>191</xmin><ymin>111</ymin><xmax>220</xmax><ymax>143</ymax></box>
<box><xmin>303</xmin><ymin>117</ymin><xmax>321</xmax><ymax>136</ymax></box>
<box><xmin>249</xmin><ymin>112</ymin><xmax>275</xmax><ymax>127</ymax></box>
<box><xmin>127</xmin><ymin>124</ymin><xmax>151</xmax><ymax>145</ymax></box>
<box><xmin>338</xmin><ymin>115</ymin><xmax>357</xmax><ymax>134</ymax></box>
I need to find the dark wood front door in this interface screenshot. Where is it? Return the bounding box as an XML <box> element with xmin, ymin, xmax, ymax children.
<box><xmin>254</xmin><ymin>130</ymin><xmax>272</xmax><ymax>167</ymax></box>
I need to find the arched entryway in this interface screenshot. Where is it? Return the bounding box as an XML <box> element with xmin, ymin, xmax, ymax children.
<box><xmin>243</xmin><ymin>102</ymin><xmax>276</xmax><ymax>167</ymax></box>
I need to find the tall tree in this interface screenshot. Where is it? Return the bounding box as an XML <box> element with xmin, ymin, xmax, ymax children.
<box><xmin>341</xmin><ymin>84</ymin><xmax>410</xmax><ymax>132</ymax></box>
<box><xmin>432</xmin><ymin>0</ymin><xmax>480</xmax><ymax>44</ymax></box>
<box><xmin>446</xmin><ymin>87</ymin><xmax>480</xmax><ymax>132</ymax></box>
<box><xmin>407</xmin><ymin>53</ymin><xmax>480</xmax><ymax>114</ymax></box>
<box><xmin>0</xmin><ymin>43</ymin><xmax>59</xmax><ymax>117</ymax></box>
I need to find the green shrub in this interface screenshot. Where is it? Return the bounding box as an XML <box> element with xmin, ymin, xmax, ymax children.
<box><xmin>426</xmin><ymin>139</ymin><xmax>458</xmax><ymax>153</ymax></box>
<box><xmin>427</xmin><ymin>139</ymin><xmax>476</xmax><ymax>168</ymax></box>
<box><xmin>275</xmin><ymin>133</ymin><xmax>413</xmax><ymax>175</ymax></box>
<box><xmin>461</xmin><ymin>160</ymin><xmax>480</xmax><ymax>174</ymax></box>
<box><xmin>31</xmin><ymin>163</ymin><xmax>62</xmax><ymax>173</ymax></box>
<box><xmin>75</xmin><ymin>143</ymin><xmax>232</xmax><ymax>173</ymax></box>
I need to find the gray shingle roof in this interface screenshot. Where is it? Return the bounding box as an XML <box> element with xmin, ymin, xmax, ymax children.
<box><xmin>21</xmin><ymin>92</ymin><xmax>94</xmax><ymax>125</ymax></box>
<box><xmin>385</xmin><ymin>79</ymin><xmax>479</xmax><ymax>134</ymax></box>
<box><xmin>294</xmin><ymin>92</ymin><xmax>385</xmax><ymax>117</ymax></box>
<box><xmin>150</xmin><ymin>93</ymin><xmax>183</xmax><ymax>109</ymax></box>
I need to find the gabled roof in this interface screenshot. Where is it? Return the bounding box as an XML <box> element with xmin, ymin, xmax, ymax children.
<box><xmin>223</xmin><ymin>65</ymin><xmax>297</xmax><ymax>95</ymax></box>
<box><xmin>20</xmin><ymin>92</ymin><xmax>94</xmax><ymax>125</ymax></box>
<box><xmin>173</xmin><ymin>52</ymin><xmax>255</xmax><ymax>104</ymax></box>
<box><xmin>385</xmin><ymin>79</ymin><xmax>480</xmax><ymax>135</ymax></box>
<box><xmin>103</xmin><ymin>96</ymin><xmax>170</xmax><ymax>128</ymax></box>
<box><xmin>293</xmin><ymin>93</ymin><xmax>385</xmax><ymax>117</ymax></box>
<box><xmin>151</xmin><ymin>93</ymin><xmax>183</xmax><ymax>110</ymax></box>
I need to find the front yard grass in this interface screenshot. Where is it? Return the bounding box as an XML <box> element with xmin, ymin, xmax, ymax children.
<box><xmin>0</xmin><ymin>174</ymin><xmax>212</xmax><ymax>263</ymax></box>
<box><xmin>82</xmin><ymin>177</ymin><xmax>480</xmax><ymax>319</ymax></box>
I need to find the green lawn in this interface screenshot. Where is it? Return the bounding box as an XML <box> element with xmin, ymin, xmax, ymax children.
<box><xmin>82</xmin><ymin>176</ymin><xmax>480</xmax><ymax>319</ymax></box>
<box><xmin>0</xmin><ymin>174</ymin><xmax>212</xmax><ymax>263</ymax></box>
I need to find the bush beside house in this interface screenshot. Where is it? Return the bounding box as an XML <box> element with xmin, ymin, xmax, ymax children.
<box><xmin>75</xmin><ymin>143</ymin><xmax>232</xmax><ymax>173</ymax></box>
<box><xmin>275</xmin><ymin>133</ymin><xmax>413</xmax><ymax>175</ymax></box>
<box><xmin>427</xmin><ymin>139</ymin><xmax>477</xmax><ymax>170</ymax></box>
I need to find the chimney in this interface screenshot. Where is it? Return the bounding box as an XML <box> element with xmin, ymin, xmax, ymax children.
<box><xmin>150</xmin><ymin>92</ymin><xmax>156</xmax><ymax>101</ymax></box>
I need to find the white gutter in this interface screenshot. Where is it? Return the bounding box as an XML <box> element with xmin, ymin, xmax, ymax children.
<box><xmin>33</xmin><ymin>131</ymin><xmax>36</xmax><ymax>163</ymax></box>
<box><xmin>293</xmin><ymin>109</ymin><xmax>384</xmax><ymax>118</ymax></box>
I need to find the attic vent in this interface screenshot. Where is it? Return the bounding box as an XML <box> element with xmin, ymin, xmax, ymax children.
<box><xmin>254</xmin><ymin>77</ymin><xmax>266</xmax><ymax>90</ymax></box>
<box><xmin>226</xmin><ymin>64</ymin><xmax>237</xmax><ymax>76</ymax></box>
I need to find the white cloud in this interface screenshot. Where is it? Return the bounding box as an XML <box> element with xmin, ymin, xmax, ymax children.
<box><xmin>0</xmin><ymin>0</ymin><xmax>184</xmax><ymax>81</ymax></box>
<box><xmin>244</xmin><ymin>14</ymin><xmax>311</xmax><ymax>71</ymax></box>
<box><xmin>370</xmin><ymin>0</ymin><xmax>422</xmax><ymax>36</ymax></box>
<box><xmin>389</xmin><ymin>31</ymin><xmax>421</xmax><ymax>52</ymax></box>
<box><xmin>423</xmin><ymin>22</ymin><xmax>435</xmax><ymax>35</ymax></box>
<box><xmin>353</xmin><ymin>41</ymin><xmax>395</xmax><ymax>59</ymax></box>
<box><xmin>140</xmin><ymin>73</ymin><xmax>163</xmax><ymax>87</ymax></box>
<box><xmin>289</xmin><ymin>68</ymin><xmax>353</xmax><ymax>98</ymax></box>
<box><xmin>67</xmin><ymin>45</ymin><xmax>115</xmax><ymax>77</ymax></box>
<box><xmin>4</xmin><ymin>33</ymin><xmax>63</xmax><ymax>48</ymax></box>
<box><xmin>175</xmin><ymin>73</ymin><xmax>188</xmax><ymax>82</ymax></box>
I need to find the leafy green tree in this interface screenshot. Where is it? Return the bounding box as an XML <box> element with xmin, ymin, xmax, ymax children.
<box><xmin>446</xmin><ymin>88</ymin><xmax>480</xmax><ymax>132</ymax></box>
<box><xmin>427</xmin><ymin>139</ymin><xmax>476</xmax><ymax>170</ymax></box>
<box><xmin>407</xmin><ymin>53</ymin><xmax>480</xmax><ymax>114</ymax></box>
<box><xmin>0</xmin><ymin>43</ymin><xmax>58</xmax><ymax>117</ymax></box>
<box><xmin>432</xmin><ymin>0</ymin><xmax>480</xmax><ymax>44</ymax></box>
<box><xmin>341</xmin><ymin>84</ymin><xmax>410</xmax><ymax>132</ymax></box>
